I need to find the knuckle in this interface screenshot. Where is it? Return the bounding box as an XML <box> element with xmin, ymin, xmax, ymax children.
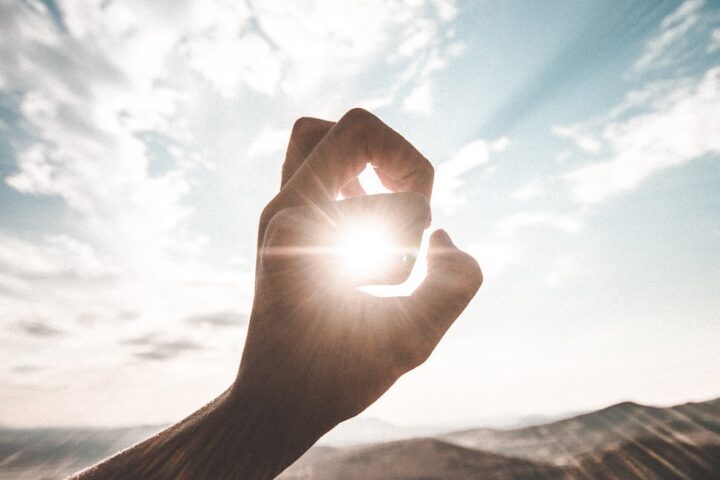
<box><xmin>343</xmin><ymin>107</ymin><xmax>373</xmax><ymax>121</ymax></box>
<box><xmin>259</xmin><ymin>201</ymin><xmax>279</xmax><ymax>229</ymax></box>
<box><xmin>264</xmin><ymin>206</ymin><xmax>293</xmax><ymax>234</ymax></box>
<box><xmin>291</xmin><ymin>116</ymin><xmax>314</xmax><ymax>137</ymax></box>
<box><xmin>341</xmin><ymin>107</ymin><xmax>378</xmax><ymax>132</ymax></box>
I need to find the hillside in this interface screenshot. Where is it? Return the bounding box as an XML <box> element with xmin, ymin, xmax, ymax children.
<box><xmin>2</xmin><ymin>397</ymin><xmax>719</xmax><ymax>479</ymax></box>
<box><xmin>442</xmin><ymin>398</ymin><xmax>720</xmax><ymax>465</ymax></box>
<box><xmin>0</xmin><ymin>426</ymin><xmax>161</xmax><ymax>480</ymax></box>
<box><xmin>281</xmin><ymin>396</ymin><xmax>720</xmax><ymax>479</ymax></box>
<box><xmin>279</xmin><ymin>437</ymin><xmax>570</xmax><ymax>480</ymax></box>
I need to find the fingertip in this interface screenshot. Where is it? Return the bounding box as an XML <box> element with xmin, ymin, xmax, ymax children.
<box><xmin>429</xmin><ymin>229</ymin><xmax>453</xmax><ymax>247</ymax></box>
<box><xmin>426</xmin><ymin>229</ymin><xmax>483</xmax><ymax>294</ymax></box>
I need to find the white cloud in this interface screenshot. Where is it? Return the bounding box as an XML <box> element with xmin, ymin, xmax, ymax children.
<box><xmin>709</xmin><ymin>27</ymin><xmax>720</xmax><ymax>52</ymax></box>
<box><xmin>0</xmin><ymin>0</ymin><xmax>467</xmax><ymax>425</ymax></box>
<box><xmin>403</xmin><ymin>83</ymin><xmax>433</xmax><ymax>115</ymax></box>
<box><xmin>468</xmin><ymin>242</ymin><xmax>521</xmax><ymax>279</ymax></box>
<box><xmin>433</xmin><ymin>137</ymin><xmax>509</xmax><ymax>212</ymax></box>
<box><xmin>356</xmin><ymin>95</ymin><xmax>396</xmax><ymax>111</ymax></box>
<box><xmin>431</xmin><ymin>0</ymin><xmax>458</xmax><ymax>21</ymax></box>
<box><xmin>634</xmin><ymin>0</ymin><xmax>704</xmax><ymax>73</ymax></box>
<box><xmin>551</xmin><ymin>125</ymin><xmax>601</xmax><ymax>154</ymax></box>
<box><xmin>494</xmin><ymin>211</ymin><xmax>583</xmax><ymax>238</ymax></box>
<box><xmin>564</xmin><ymin>67</ymin><xmax>720</xmax><ymax>204</ymax></box>
<box><xmin>542</xmin><ymin>256</ymin><xmax>578</xmax><ymax>288</ymax></box>
<box><xmin>511</xmin><ymin>179</ymin><xmax>545</xmax><ymax>201</ymax></box>
<box><xmin>184</xmin><ymin>32</ymin><xmax>281</xmax><ymax>98</ymax></box>
<box><xmin>0</xmin><ymin>1</ymin><xmax>253</xmax><ymax>407</ymax></box>
<box><xmin>245</xmin><ymin>127</ymin><xmax>291</xmax><ymax>159</ymax></box>
<box><xmin>0</xmin><ymin>233</ymin><xmax>115</xmax><ymax>280</ymax></box>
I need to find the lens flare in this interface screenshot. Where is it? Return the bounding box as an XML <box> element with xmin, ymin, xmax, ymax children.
<box><xmin>336</xmin><ymin>221</ymin><xmax>396</xmax><ymax>279</ymax></box>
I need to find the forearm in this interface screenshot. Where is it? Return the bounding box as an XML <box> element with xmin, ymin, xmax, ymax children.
<box><xmin>69</xmin><ymin>384</ymin><xmax>327</xmax><ymax>480</ymax></box>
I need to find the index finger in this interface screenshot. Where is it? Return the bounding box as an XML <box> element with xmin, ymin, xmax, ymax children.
<box><xmin>281</xmin><ymin>108</ymin><xmax>434</xmax><ymax>208</ymax></box>
<box><xmin>281</xmin><ymin>117</ymin><xmax>335</xmax><ymax>188</ymax></box>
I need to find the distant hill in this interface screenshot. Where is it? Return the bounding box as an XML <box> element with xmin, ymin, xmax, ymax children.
<box><xmin>0</xmin><ymin>425</ymin><xmax>161</xmax><ymax>480</ymax></box>
<box><xmin>281</xmin><ymin>396</ymin><xmax>720</xmax><ymax>479</ymax></box>
<box><xmin>442</xmin><ymin>398</ymin><xmax>720</xmax><ymax>465</ymax></box>
<box><xmin>279</xmin><ymin>437</ymin><xmax>570</xmax><ymax>480</ymax></box>
<box><xmin>2</xmin><ymin>397</ymin><xmax>719</xmax><ymax>479</ymax></box>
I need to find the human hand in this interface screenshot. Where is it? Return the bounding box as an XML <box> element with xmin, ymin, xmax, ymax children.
<box><xmin>231</xmin><ymin>108</ymin><xmax>482</xmax><ymax>474</ymax></box>
<box><xmin>68</xmin><ymin>109</ymin><xmax>482</xmax><ymax>480</ymax></box>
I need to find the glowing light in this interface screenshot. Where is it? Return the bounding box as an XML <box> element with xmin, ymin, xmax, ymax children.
<box><xmin>336</xmin><ymin>221</ymin><xmax>396</xmax><ymax>279</ymax></box>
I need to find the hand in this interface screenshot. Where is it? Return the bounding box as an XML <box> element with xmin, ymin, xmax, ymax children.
<box><xmin>232</xmin><ymin>108</ymin><xmax>483</xmax><ymax>473</ymax></box>
<box><xmin>70</xmin><ymin>108</ymin><xmax>482</xmax><ymax>480</ymax></box>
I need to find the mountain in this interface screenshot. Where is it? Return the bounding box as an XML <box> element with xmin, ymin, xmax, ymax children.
<box><xmin>279</xmin><ymin>437</ymin><xmax>571</xmax><ymax>480</ymax></box>
<box><xmin>280</xmin><ymin>397</ymin><xmax>720</xmax><ymax>479</ymax></box>
<box><xmin>442</xmin><ymin>398</ymin><xmax>720</xmax><ymax>465</ymax></box>
<box><xmin>0</xmin><ymin>425</ymin><xmax>161</xmax><ymax>480</ymax></box>
<box><xmin>2</xmin><ymin>397</ymin><xmax>719</xmax><ymax>479</ymax></box>
<box><xmin>575</xmin><ymin>437</ymin><xmax>720</xmax><ymax>479</ymax></box>
<box><xmin>316</xmin><ymin>416</ymin><xmax>451</xmax><ymax>447</ymax></box>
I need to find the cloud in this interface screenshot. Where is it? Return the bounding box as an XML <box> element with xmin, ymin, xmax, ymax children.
<box><xmin>634</xmin><ymin>0</ymin><xmax>704</xmax><ymax>74</ymax></box>
<box><xmin>245</xmin><ymin>127</ymin><xmax>291</xmax><ymax>160</ymax></box>
<box><xmin>403</xmin><ymin>83</ymin><xmax>433</xmax><ymax>115</ymax></box>
<box><xmin>551</xmin><ymin>125</ymin><xmax>601</xmax><ymax>154</ymax></box>
<box><xmin>0</xmin><ymin>233</ymin><xmax>117</xmax><ymax>288</ymax></box>
<box><xmin>468</xmin><ymin>242</ymin><xmax>521</xmax><ymax>279</ymax></box>
<box><xmin>0</xmin><ymin>0</ymin><xmax>464</xmax><ymax>424</ymax></box>
<box><xmin>709</xmin><ymin>27</ymin><xmax>720</xmax><ymax>52</ymax></box>
<box><xmin>494</xmin><ymin>211</ymin><xmax>583</xmax><ymax>238</ymax></box>
<box><xmin>564</xmin><ymin>66</ymin><xmax>720</xmax><ymax>204</ymax></box>
<box><xmin>17</xmin><ymin>319</ymin><xmax>66</xmax><ymax>338</ymax></box>
<box><xmin>511</xmin><ymin>179</ymin><xmax>545</xmax><ymax>201</ymax></box>
<box><xmin>123</xmin><ymin>333</ymin><xmax>204</xmax><ymax>361</ymax></box>
<box><xmin>185</xmin><ymin>310</ymin><xmax>248</xmax><ymax>328</ymax></box>
<box><xmin>8</xmin><ymin>365</ymin><xmax>42</xmax><ymax>374</ymax></box>
<box><xmin>433</xmin><ymin>137</ymin><xmax>509</xmax><ymax>213</ymax></box>
<box><xmin>542</xmin><ymin>256</ymin><xmax>578</xmax><ymax>288</ymax></box>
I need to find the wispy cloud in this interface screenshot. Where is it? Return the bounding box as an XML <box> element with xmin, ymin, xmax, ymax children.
<box><xmin>494</xmin><ymin>211</ymin><xmax>583</xmax><ymax>238</ymax></box>
<box><xmin>551</xmin><ymin>125</ymin><xmax>601</xmax><ymax>154</ymax></box>
<box><xmin>468</xmin><ymin>241</ymin><xmax>521</xmax><ymax>279</ymax></box>
<box><xmin>433</xmin><ymin>137</ymin><xmax>509</xmax><ymax>213</ymax></box>
<box><xmin>634</xmin><ymin>0</ymin><xmax>705</xmax><ymax>74</ymax></box>
<box><xmin>403</xmin><ymin>83</ymin><xmax>434</xmax><ymax>115</ymax></box>
<box><xmin>245</xmin><ymin>127</ymin><xmax>291</xmax><ymax>160</ymax></box>
<box><xmin>0</xmin><ymin>0</ymin><xmax>463</xmax><ymax>424</ymax></box>
<box><xmin>564</xmin><ymin>67</ymin><xmax>720</xmax><ymax>204</ymax></box>
<box><xmin>185</xmin><ymin>310</ymin><xmax>248</xmax><ymax>328</ymax></box>
<box><xmin>511</xmin><ymin>179</ymin><xmax>546</xmax><ymax>201</ymax></box>
<box><xmin>709</xmin><ymin>27</ymin><xmax>720</xmax><ymax>53</ymax></box>
<box><xmin>123</xmin><ymin>333</ymin><xmax>204</xmax><ymax>361</ymax></box>
<box><xmin>17</xmin><ymin>319</ymin><xmax>66</xmax><ymax>338</ymax></box>
<box><xmin>542</xmin><ymin>256</ymin><xmax>578</xmax><ymax>288</ymax></box>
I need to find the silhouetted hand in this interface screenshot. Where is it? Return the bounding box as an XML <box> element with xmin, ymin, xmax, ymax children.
<box><xmin>71</xmin><ymin>108</ymin><xmax>481</xmax><ymax>480</ymax></box>
<box><xmin>233</xmin><ymin>108</ymin><xmax>483</xmax><ymax>474</ymax></box>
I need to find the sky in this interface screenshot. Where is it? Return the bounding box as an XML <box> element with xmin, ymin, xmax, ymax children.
<box><xmin>0</xmin><ymin>0</ymin><xmax>718</xmax><ymax>428</ymax></box>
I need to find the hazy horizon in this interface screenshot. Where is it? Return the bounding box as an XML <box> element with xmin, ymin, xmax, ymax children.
<box><xmin>1</xmin><ymin>0</ymin><xmax>719</xmax><ymax>428</ymax></box>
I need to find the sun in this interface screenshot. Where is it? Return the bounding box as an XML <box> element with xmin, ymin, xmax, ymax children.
<box><xmin>336</xmin><ymin>220</ymin><xmax>396</xmax><ymax>280</ymax></box>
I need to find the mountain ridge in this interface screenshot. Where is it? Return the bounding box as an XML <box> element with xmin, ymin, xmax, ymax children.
<box><xmin>2</xmin><ymin>396</ymin><xmax>719</xmax><ymax>479</ymax></box>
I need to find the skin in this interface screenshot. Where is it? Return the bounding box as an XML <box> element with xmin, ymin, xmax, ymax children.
<box><xmin>70</xmin><ymin>108</ymin><xmax>482</xmax><ymax>480</ymax></box>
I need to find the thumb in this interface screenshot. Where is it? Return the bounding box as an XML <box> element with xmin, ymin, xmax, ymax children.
<box><xmin>383</xmin><ymin>229</ymin><xmax>482</xmax><ymax>370</ymax></box>
<box><xmin>422</xmin><ymin>229</ymin><xmax>483</xmax><ymax>315</ymax></box>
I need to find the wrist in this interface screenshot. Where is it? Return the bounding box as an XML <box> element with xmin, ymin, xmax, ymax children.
<box><xmin>224</xmin><ymin>378</ymin><xmax>333</xmax><ymax>478</ymax></box>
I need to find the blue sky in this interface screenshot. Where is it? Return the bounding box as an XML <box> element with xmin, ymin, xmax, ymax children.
<box><xmin>0</xmin><ymin>0</ymin><xmax>718</xmax><ymax>427</ymax></box>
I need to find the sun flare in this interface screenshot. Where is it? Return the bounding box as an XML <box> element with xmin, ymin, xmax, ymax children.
<box><xmin>336</xmin><ymin>221</ymin><xmax>396</xmax><ymax>279</ymax></box>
